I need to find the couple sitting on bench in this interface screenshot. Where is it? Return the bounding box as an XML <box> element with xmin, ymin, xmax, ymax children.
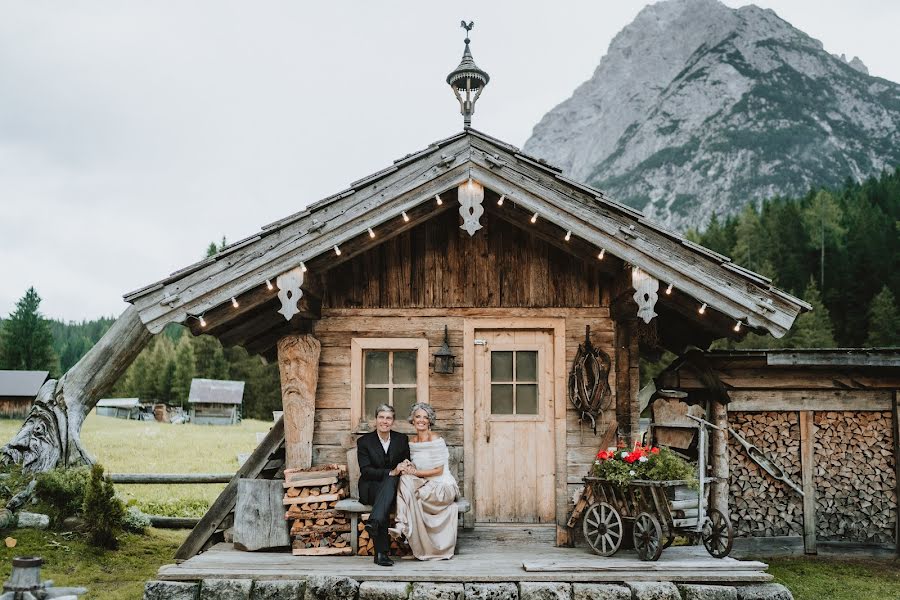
<box><xmin>357</xmin><ymin>402</ymin><xmax>459</xmax><ymax>566</ymax></box>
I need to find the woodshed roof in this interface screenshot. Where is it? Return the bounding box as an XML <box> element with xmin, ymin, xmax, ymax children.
<box><xmin>0</xmin><ymin>370</ymin><xmax>49</xmax><ymax>397</ymax></box>
<box><xmin>123</xmin><ymin>129</ymin><xmax>809</xmax><ymax>354</ymax></box>
<box><xmin>188</xmin><ymin>378</ymin><xmax>245</xmax><ymax>405</ymax></box>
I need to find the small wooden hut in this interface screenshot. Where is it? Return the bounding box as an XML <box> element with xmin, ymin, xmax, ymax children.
<box><xmin>188</xmin><ymin>379</ymin><xmax>245</xmax><ymax>425</ymax></box>
<box><xmin>96</xmin><ymin>397</ymin><xmax>141</xmax><ymax>420</ymax></box>
<box><xmin>0</xmin><ymin>370</ymin><xmax>49</xmax><ymax>418</ymax></box>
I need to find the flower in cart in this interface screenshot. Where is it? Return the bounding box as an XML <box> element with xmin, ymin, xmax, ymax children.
<box><xmin>620</xmin><ymin>451</ymin><xmax>629</xmax><ymax>460</ymax></box>
<box><xmin>651</xmin><ymin>447</ymin><xmax>660</xmax><ymax>454</ymax></box>
<box><xmin>629</xmin><ymin>470</ymin><xmax>636</xmax><ymax>476</ymax></box>
<box><xmin>596</xmin><ymin>450</ymin><xmax>613</xmax><ymax>460</ymax></box>
<box><xmin>639</xmin><ymin>455</ymin><xmax>648</xmax><ymax>463</ymax></box>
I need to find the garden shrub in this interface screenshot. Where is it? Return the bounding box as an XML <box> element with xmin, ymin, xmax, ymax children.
<box><xmin>122</xmin><ymin>506</ymin><xmax>152</xmax><ymax>534</ymax></box>
<box><xmin>35</xmin><ymin>466</ymin><xmax>91</xmax><ymax>523</ymax></box>
<box><xmin>82</xmin><ymin>463</ymin><xmax>125</xmax><ymax>549</ymax></box>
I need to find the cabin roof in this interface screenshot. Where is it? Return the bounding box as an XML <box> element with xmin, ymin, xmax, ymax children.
<box><xmin>0</xmin><ymin>370</ymin><xmax>49</xmax><ymax>397</ymax></box>
<box><xmin>97</xmin><ymin>398</ymin><xmax>141</xmax><ymax>408</ymax></box>
<box><xmin>123</xmin><ymin>129</ymin><xmax>809</xmax><ymax>350</ymax></box>
<box><xmin>188</xmin><ymin>378</ymin><xmax>245</xmax><ymax>405</ymax></box>
<box><xmin>699</xmin><ymin>348</ymin><xmax>900</xmax><ymax>368</ymax></box>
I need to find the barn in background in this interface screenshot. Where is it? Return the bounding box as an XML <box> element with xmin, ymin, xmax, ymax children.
<box><xmin>0</xmin><ymin>370</ymin><xmax>49</xmax><ymax>418</ymax></box>
<box><xmin>188</xmin><ymin>378</ymin><xmax>245</xmax><ymax>425</ymax></box>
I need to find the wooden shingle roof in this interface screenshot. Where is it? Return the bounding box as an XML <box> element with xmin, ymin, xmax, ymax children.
<box><xmin>188</xmin><ymin>379</ymin><xmax>245</xmax><ymax>405</ymax></box>
<box><xmin>0</xmin><ymin>370</ymin><xmax>49</xmax><ymax>397</ymax></box>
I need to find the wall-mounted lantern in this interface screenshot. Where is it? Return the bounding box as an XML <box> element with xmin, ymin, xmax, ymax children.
<box><xmin>433</xmin><ymin>325</ymin><xmax>456</xmax><ymax>374</ymax></box>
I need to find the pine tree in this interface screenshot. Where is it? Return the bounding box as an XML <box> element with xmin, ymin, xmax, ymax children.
<box><xmin>783</xmin><ymin>279</ymin><xmax>837</xmax><ymax>349</ymax></box>
<box><xmin>150</xmin><ymin>336</ymin><xmax>176</xmax><ymax>403</ymax></box>
<box><xmin>733</xmin><ymin>203</ymin><xmax>764</xmax><ymax>273</ymax></box>
<box><xmin>866</xmin><ymin>286</ymin><xmax>900</xmax><ymax>347</ymax></box>
<box><xmin>82</xmin><ymin>464</ymin><xmax>125</xmax><ymax>549</ymax></box>
<box><xmin>193</xmin><ymin>335</ymin><xmax>229</xmax><ymax>380</ymax></box>
<box><xmin>0</xmin><ymin>287</ymin><xmax>58</xmax><ymax>373</ymax></box>
<box><xmin>171</xmin><ymin>335</ymin><xmax>197</xmax><ymax>407</ymax></box>
<box><xmin>801</xmin><ymin>190</ymin><xmax>846</xmax><ymax>290</ymax></box>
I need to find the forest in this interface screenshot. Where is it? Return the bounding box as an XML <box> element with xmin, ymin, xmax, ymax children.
<box><xmin>1</xmin><ymin>169</ymin><xmax>897</xmax><ymax>416</ymax></box>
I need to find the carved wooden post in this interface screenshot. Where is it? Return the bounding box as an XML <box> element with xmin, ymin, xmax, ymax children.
<box><xmin>710</xmin><ymin>399</ymin><xmax>730</xmax><ymax>520</ymax></box>
<box><xmin>277</xmin><ymin>334</ymin><xmax>321</xmax><ymax>470</ymax></box>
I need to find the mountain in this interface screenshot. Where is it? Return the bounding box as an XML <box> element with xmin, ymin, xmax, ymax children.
<box><xmin>523</xmin><ymin>0</ymin><xmax>900</xmax><ymax>231</ymax></box>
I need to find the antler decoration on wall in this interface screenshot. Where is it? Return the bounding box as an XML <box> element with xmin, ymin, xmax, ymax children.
<box><xmin>568</xmin><ymin>325</ymin><xmax>613</xmax><ymax>433</ymax></box>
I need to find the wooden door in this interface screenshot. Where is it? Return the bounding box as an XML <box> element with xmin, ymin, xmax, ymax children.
<box><xmin>473</xmin><ymin>328</ymin><xmax>556</xmax><ymax>523</ymax></box>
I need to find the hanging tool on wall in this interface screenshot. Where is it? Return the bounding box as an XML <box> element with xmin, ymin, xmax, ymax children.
<box><xmin>729</xmin><ymin>427</ymin><xmax>804</xmax><ymax>497</ymax></box>
<box><xmin>567</xmin><ymin>325</ymin><xmax>613</xmax><ymax>434</ymax></box>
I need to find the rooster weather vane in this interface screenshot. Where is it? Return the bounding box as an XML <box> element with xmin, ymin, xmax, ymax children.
<box><xmin>447</xmin><ymin>20</ymin><xmax>489</xmax><ymax>127</ymax></box>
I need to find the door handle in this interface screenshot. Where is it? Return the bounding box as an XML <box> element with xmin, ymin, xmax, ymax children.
<box><xmin>486</xmin><ymin>421</ymin><xmax>491</xmax><ymax>444</ymax></box>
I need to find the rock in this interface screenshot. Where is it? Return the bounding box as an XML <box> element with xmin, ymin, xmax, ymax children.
<box><xmin>677</xmin><ymin>585</ymin><xmax>738</xmax><ymax>600</ymax></box>
<box><xmin>410</xmin><ymin>583</ymin><xmax>464</xmax><ymax>600</ymax></box>
<box><xmin>572</xmin><ymin>584</ymin><xmax>630</xmax><ymax>600</ymax></box>
<box><xmin>252</xmin><ymin>580</ymin><xmax>305</xmax><ymax>600</ymax></box>
<box><xmin>626</xmin><ymin>582</ymin><xmax>681</xmax><ymax>600</ymax></box>
<box><xmin>359</xmin><ymin>581</ymin><xmax>412</xmax><ymax>600</ymax></box>
<box><xmin>736</xmin><ymin>584</ymin><xmax>793</xmax><ymax>600</ymax></box>
<box><xmin>143</xmin><ymin>580</ymin><xmax>199</xmax><ymax>600</ymax></box>
<box><xmin>464</xmin><ymin>583</ymin><xmax>517</xmax><ymax>600</ymax></box>
<box><xmin>304</xmin><ymin>575</ymin><xmax>359</xmax><ymax>600</ymax></box>
<box><xmin>200</xmin><ymin>579</ymin><xmax>253</xmax><ymax>600</ymax></box>
<box><xmin>16</xmin><ymin>511</ymin><xmax>50</xmax><ymax>529</ymax></box>
<box><xmin>520</xmin><ymin>582</ymin><xmax>572</xmax><ymax>599</ymax></box>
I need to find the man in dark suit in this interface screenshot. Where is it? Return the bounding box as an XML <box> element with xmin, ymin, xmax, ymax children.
<box><xmin>357</xmin><ymin>403</ymin><xmax>411</xmax><ymax>566</ymax></box>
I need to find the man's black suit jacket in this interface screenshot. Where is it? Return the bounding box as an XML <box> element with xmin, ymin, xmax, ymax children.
<box><xmin>357</xmin><ymin>430</ymin><xmax>411</xmax><ymax>505</ymax></box>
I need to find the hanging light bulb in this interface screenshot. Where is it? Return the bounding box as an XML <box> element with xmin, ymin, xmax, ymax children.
<box><xmin>300</xmin><ymin>261</ymin><xmax>307</xmax><ymax>273</ymax></box>
<box><xmin>333</xmin><ymin>245</ymin><xmax>341</xmax><ymax>256</ymax></box>
<box><xmin>597</xmin><ymin>248</ymin><xmax>606</xmax><ymax>260</ymax></box>
<box><xmin>402</xmin><ymin>211</ymin><xmax>410</xmax><ymax>222</ymax></box>
<box><xmin>435</xmin><ymin>194</ymin><xmax>443</xmax><ymax>206</ymax></box>
<box><xmin>497</xmin><ymin>194</ymin><xmax>505</xmax><ymax>206</ymax></box>
<box><xmin>199</xmin><ymin>315</ymin><xmax>207</xmax><ymax>328</ymax></box>
<box><xmin>368</xmin><ymin>227</ymin><xmax>375</xmax><ymax>239</ymax></box>
<box><xmin>734</xmin><ymin>320</ymin><xmax>742</xmax><ymax>332</ymax></box>
<box><xmin>564</xmin><ymin>230</ymin><xmax>572</xmax><ymax>242</ymax></box>
<box><xmin>231</xmin><ymin>297</ymin><xmax>239</xmax><ymax>309</ymax></box>
<box><xmin>530</xmin><ymin>212</ymin><xmax>538</xmax><ymax>224</ymax></box>
<box><xmin>665</xmin><ymin>283</ymin><xmax>673</xmax><ymax>295</ymax></box>
<box><xmin>699</xmin><ymin>303</ymin><xmax>707</xmax><ymax>315</ymax></box>
<box><xmin>265</xmin><ymin>279</ymin><xmax>273</xmax><ymax>291</ymax></box>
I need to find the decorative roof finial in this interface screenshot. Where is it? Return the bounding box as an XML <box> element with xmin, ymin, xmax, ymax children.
<box><xmin>447</xmin><ymin>20</ymin><xmax>490</xmax><ymax>129</ymax></box>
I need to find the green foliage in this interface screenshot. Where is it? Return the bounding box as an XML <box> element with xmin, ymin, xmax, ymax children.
<box><xmin>193</xmin><ymin>334</ymin><xmax>229</xmax><ymax>380</ymax></box>
<box><xmin>592</xmin><ymin>446</ymin><xmax>697</xmax><ymax>488</ymax></box>
<box><xmin>866</xmin><ymin>286</ymin><xmax>900</xmax><ymax>346</ymax></box>
<box><xmin>0</xmin><ymin>287</ymin><xmax>59</xmax><ymax>374</ymax></box>
<box><xmin>121</xmin><ymin>506</ymin><xmax>152</xmax><ymax>534</ymax></box>
<box><xmin>171</xmin><ymin>335</ymin><xmax>197</xmax><ymax>407</ymax></box>
<box><xmin>35</xmin><ymin>466</ymin><xmax>91</xmax><ymax>523</ymax></box>
<box><xmin>82</xmin><ymin>464</ymin><xmax>126</xmax><ymax>549</ymax></box>
<box><xmin>782</xmin><ymin>279</ymin><xmax>837</xmax><ymax>349</ymax></box>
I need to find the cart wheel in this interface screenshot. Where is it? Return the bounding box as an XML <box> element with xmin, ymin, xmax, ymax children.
<box><xmin>661</xmin><ymin>525</ymin><xmax>676</xmax><ymax>549</ymax></box>
<box><xmin>632</xmin><ymin>512</ymin><xmax>663</xmax><ymax>561</ymax></box>
<box><xmin>702</xmin><ymin>508</ymin><xmax>734</xmax><ymax>558</ymax></box>
<box><xmin>582</xmin><ymin>502</ymin><xmax>623</xmax><ymax>556</ymax></box>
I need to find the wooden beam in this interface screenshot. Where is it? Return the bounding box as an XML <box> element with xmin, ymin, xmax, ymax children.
<box><xmin>727</xmin><ymin>390</ymin><xmax>893</xmax><ymax>412</ymax></box>
<box><xmin>189</xmin><ymin>283</ymin><xmax>320</xmax><ymax>338</ymax></box>
<box><xmin>710</xmin><ymin>400</ymin><xmax>729</xmax><ymax>519</ymax></box>
<box><xmin>893</xmin><ymin>391</ymin><xmax>900</xmax><ymax>558</ymax></box>
<box><xmin>799</xmin><ymin>410</ymin><xmax>817</xmax><ymax>555</ymax></box>
<box><xmin>216</xmin><ymin>296</ymin><xmax>320</xmax><ymax>348</ymax></box>
<box><xmin>277</xmin><ymin>334</ymin><xmax>321</xmax><ymax>470</ymax></box>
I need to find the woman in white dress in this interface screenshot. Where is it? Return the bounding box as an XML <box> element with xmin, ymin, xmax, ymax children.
<box><xmin>392</xmin><ymin>402</ymin><xmax>459</xmax><ymax>560</ymax></box>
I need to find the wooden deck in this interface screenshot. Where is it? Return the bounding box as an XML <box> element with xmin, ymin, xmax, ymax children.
<box><xmin>159</xmin><ymin>538</ymin><xmax>772</xmax><ymax>584</ymax></box>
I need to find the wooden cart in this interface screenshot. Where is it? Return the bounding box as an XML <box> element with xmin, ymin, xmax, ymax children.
<box><xmin>581</xmin><ymin>417</ymin><xmax>733</xmax><ymax>561</ymax></box>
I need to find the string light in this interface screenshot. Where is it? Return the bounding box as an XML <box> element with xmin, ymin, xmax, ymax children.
<box><xmin>333</xmin><ymin>245</ymin><xmax>341</xmax><ymax>256</ymax></box>
<box><xmin>435</xmin><ymin>194</ymin><xmax>443</xmax><ymax>206</ymax></box>
<box><xmin>597</xmin><ymin>248</ymin><xmax>606</xmax><ymax>260</ymax></box>
<box><xmin>665</xmin><ymin>283</ymin><xmax>673</xmax><ymax>295</ymax></box>
<box><xmin>300</xmin><ymin>261</ymin><xmax>307</xmax><ymax>273</ymax></box>
<box><xmin>698</xmin><ymin>303</ymin><xmax>707</xmax><ymax>315</ymax></box>
<box><xmin>564</xmin><ymin>230</ymin><xmax>572</xmax><ymax>241</ymax></box>
<box><xmin>265</xmin><ymin>279</ymin><xmax>273</xmax><ymax>291</ymax></box>
<box><xmin>734</xmin><ymin>320</ymin><xmax>742</xmax><ymax>332</ymax></box>
<box><xmin>402</xmin><ymin>211</ymin><xmax>410</xmax><ymax>222</ymax></box>
<box><xmin>497</xmin><ymin>194</ymin><xmax>505</xmax><ymax>206</ymax></box>
<box><xmin>530</xmin><ymin>212</ymin><xmax>538</xmax><ymax>224</ymax></box>
<box><xmin>368</xmin><ymin>227</ymin><xmax>375</xmax><ymax>239</ymax></box>
<box><xmin>199</xmin><ymin>315</ymin><xmax>207</xmax><ymax>328</ymax></box>
<box><xmin>231</xmin><ymin>297</ymin><xmax>239</xmax><ymax>309</ymax></box>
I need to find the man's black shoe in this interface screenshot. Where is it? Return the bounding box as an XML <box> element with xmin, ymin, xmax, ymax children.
<box><xmin>374</xmin><ymin>552</ymin><xmax>394</xmax><ymax>567</ymax></box>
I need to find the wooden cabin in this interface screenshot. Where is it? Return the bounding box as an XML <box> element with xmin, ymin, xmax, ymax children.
<box><xmin>0</xmin><ymin>370</ymin><xmax>48</xmax><ymax>418</ymax></box>
<box><xmin>123</xmin><ymin>126</ymin><xmax>810</xmax><ymax>550</ymax></box>
<box><xmin>657</xmin><ymin>349</ymin><xmax>899</xmax><ymax>556</ymax></box>
<box><xmin>188</xmin><ymin>379</ymin><xmax>245</xmax><ymax>425</ymax></box>
<box><xmin>96</xmin><ymin>397</ymin><xmax>142</xmax><ymax>420</ymax></box>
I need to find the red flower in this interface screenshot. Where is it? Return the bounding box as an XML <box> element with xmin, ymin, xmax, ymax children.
<box><xmin>651</xmin><ymin>447</ymin><xmax>660</xmax><ymax>454</ymax></box>
<box><xmin>596</xmin><ymin>450</ymin><xmax>613</xmax><ymax>460</ymax></box>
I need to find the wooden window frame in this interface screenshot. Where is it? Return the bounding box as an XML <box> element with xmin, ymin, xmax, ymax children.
<box><xmin>350</xmin><ymin>338</ymin><xmax>430</xmax><ymax>433</ymax></box>
<box><xmin>486</xmin><ymin>344</ymin><xmax>545</xmax><ymax>422</ymax></box>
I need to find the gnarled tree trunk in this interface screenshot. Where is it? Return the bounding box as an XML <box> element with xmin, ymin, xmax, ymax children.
<box><xmin>1</xmin><ymin>305</ymin><xmax>152</xmax><ymax>473</ymax></box>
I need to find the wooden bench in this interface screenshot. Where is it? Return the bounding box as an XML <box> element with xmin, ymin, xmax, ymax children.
<box><xmin>335</xmin><ymin>448</ymin><xmax>471</xmax><ymax>554</ymax></box>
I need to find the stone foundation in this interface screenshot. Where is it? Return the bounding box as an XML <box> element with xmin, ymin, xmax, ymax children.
<box><xmin>143</xmin><ymin>580</ymin><xmax>793</xmax><ymax>600</ymax></box>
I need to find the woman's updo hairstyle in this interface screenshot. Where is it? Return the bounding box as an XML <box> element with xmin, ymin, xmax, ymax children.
<box><xmin>408</xmin><ymin>402</ymin><xmax>436</xmax><ymax>427</ymax></box>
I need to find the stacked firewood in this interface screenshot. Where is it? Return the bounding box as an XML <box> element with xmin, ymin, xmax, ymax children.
<box><xmin>283</xmin><ymin>464</ymin><xmax>351</xmax><ymax>556</ymax></box>
<box><xmin>813</xmin><ymin>410</ymin><xmax>896</xmax><ymax>543</ymax></box>
<box><xmin>727</xmin><ymin>411</ymin><xmax>803</xmax><ymax>538</ymax></box>
<box><xmin>357</xmin><ymin>513</ymin><xmax>411</xmax><ymax>557</ymax></box>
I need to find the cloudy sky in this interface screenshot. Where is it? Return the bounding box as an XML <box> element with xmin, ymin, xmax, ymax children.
<box><xmin>2</xmin><ymin>0</ymin><xmax>898</xmax><ymax>322</ymax></box>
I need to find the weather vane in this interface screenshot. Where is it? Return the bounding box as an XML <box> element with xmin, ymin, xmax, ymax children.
<box><xmin>460</xmin><ymin>20</ymin><xmax>474</xmax><ymax>42</ymax></box>
<box><xmin>447</xmin><ymin>20</ymin><xmax>489</xmax><ymax>128</ymax></box>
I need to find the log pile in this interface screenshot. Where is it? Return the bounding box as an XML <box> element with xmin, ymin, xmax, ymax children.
<box><xmin>356</xmin><ymin>513</ymin><xmax>411</xmax><ymax>557</ymax></box>
<box><xmin>727</xmin><ymin>412</ymin><xmax>803</xmax><ymax>538</ymax></box>
<box><xmin>283</xmin><ymin>464</ymin><xmax>352</xmax><ymax>556</ymax></box>
<box><xmin>813</xmin><ymin>410</ymin><xmax>896</xmax><ymax>544</ymax></box>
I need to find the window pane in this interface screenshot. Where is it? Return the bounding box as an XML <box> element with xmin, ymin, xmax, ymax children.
<box><xmin>516</xmin><ymin>384</ymin><xmax>538</xmax><ymax>415</ymax></box>
<box><xmin>393</xmin><ymin>388</ymin><xmax>418</xmax><ymax>423</ymax></box>
<box><xmin>365</xmin><ymin>388</ymin><xmax>389</xmax><ymax>419</ymax></box>
<box><xmin>491</xmin><ymin>384</ymin><xmax>513</xmax><ymax>414</ymax></box>
<box><xmin>491</xmin><ymin>351</ymin><xmax>513</xmax><ymax>381</ymax></box>
<box><xmin>364</xmin><ymin>351</ymin><xmax>389</xmax><ymax>384</ymax></box>
<box><xmin>393</xmin><ymin>351</ymin><xmax>417</xmax><ymax>384</ymax></box>
<box><xmin>516</xmin><ymin>351</ymin><xmax>538</xmax><ymax>382</ymax></box>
